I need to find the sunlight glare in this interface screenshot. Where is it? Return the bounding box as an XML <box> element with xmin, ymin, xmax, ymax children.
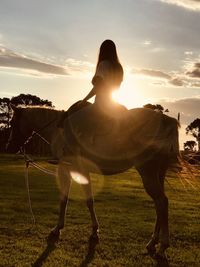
<box><xmin>112</xmin><ymin>79</ymin><xmax>146</xmax><ymax>109</ymax></box>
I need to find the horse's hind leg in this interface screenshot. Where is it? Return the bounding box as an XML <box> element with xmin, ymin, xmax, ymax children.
<box><xmin>156</xmin><ymin>166</ymin><xmax>169</xmax><ymax>258</ymax></box>
<box><xmin>145</xmin><ymin>168</ymin><xmax>168</xmax><ymax>257</ymax></box>
<box><xmin>49</xmin><ymin>162</ymin><xmax>72</xmax><ymax>242</ymax></box>
<box><xmin>136</xmin><ymin>162</ymin><xmax>169</xmax><ymax>259</ymax></box>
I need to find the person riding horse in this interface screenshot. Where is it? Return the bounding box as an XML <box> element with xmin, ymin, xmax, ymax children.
<box><xmin>82</xmin><ymin>39</ymin><xmax>126</xmax><ymax>113</ymax></box>
<box><xmin>58</xmin><ymin>40</ymin><xmax>127</xmax><ymax>129</ymax></box>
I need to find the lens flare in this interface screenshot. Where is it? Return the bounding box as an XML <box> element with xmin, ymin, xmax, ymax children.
<box><xmin>70</xmin><ymin>171</ymin><xmax>89</xmax><ymax>185</ymax></box>
<box><xmin>59</xmin><ymin>156</ymin><xmax>105</xmax><ymax>200</ymax></box>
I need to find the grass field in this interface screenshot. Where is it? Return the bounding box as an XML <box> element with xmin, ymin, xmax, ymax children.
<box><xmin>0</xmin><ymin>154</ymin><xmax>200</xmax><ymax>267</ymax></box>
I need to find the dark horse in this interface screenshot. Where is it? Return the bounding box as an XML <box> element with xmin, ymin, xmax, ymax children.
<box><xmin>7</xmin><ymin>101</ymin><xmax>180</xmax><ymax>259</ymax></box>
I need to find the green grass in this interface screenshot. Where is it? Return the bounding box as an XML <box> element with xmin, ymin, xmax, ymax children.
<box><xmin>0</xmin><ymin>154</ymin><xmax>200</xmax><ymax>267</ymax></box>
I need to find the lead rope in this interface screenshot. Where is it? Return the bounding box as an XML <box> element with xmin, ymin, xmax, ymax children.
<box><xmin>25</xmin><ymin>159</ymin><xmax>36</xmax><ymax>225</ymax></box>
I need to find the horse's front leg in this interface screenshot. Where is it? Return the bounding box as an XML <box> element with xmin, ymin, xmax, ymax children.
<box><xmin>155</xmin><ymin>194</ymin><xmax>169</xmax><ymax>259</ymax></box>
<box><xmin>146</xmin><ymin>217</ymin><xmax>160</xmax><ymax>256</ymax></box>
<box><xmin>48</xmin><ymin>162</ymin><xmax>71</xmax><ymax>243</ymax></box>
<box><xmin>81</xmin><ymin>174</ymin><xmax>99</xmax><ymax>240</ymax></box>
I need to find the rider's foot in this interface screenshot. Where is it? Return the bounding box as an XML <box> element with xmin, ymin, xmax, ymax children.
<box><xmin>48</xmin><ymin>159</ymin><xmax>59</xmax><ymax>164</ymax></box>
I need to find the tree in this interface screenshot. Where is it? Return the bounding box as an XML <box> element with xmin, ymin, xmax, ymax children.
<box><xmin>186</xmin><ymin>118</ymin><xmax>200</xmax><ymax>151</ymax></box>
<box><xmin>184</xmin><ymin>140</ymin><xmax>197</xmax><ymax>151</ymax></box>
<box><xmin>0</xmin><ymin>97</ymin><xmax>12</xmax><ymax>129</ymax></box>
<box><xmin>11</xmin><ymin>93</ymin><xmax>53</xmax><ymax>107</ymax></box>
<box><xmin>143</xmin><ymin>103</ymin><xmax>169</xmax><ymax>113</ymax></box>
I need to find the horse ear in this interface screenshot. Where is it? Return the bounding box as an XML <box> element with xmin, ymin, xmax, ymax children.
<box><xmin>10</xmin><ymin>103</ymin><xmax>18</xmax><ymax>111</ymax></box>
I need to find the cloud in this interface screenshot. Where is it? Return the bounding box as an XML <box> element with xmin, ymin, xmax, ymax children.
<box><xmin>0</xmin><ymin>46</ymin><xmax>95</xmax><ymax>77</ymax></box>
<box><xmin>142</xmin><ymin>40</ymin><xmax>152</xmax><ymax>46</ymax></box>
<box><xmin>159</xmin><ymin>0</ymin><xmax>200</xmax><ymax>11</ymax></box>
<box><xmin>184</xmin><ymin>51</ymin><xmax>193</xmax><ymax>55</ymax></box>
<box><xmin>134</xmin><ymin>62</ymin><xmax>200</xmax><ymax>88</ymax></box>
<box><xmin>169</xmin><ymin>77</ymin><xmax>184</xmax><ymax>86</ymax></box>
<box><xmin>0</xmin><ymin>46</ymin><xmax>68</xmax><ymax>76</ymax></box>
<box><xmin>186</xmin><ymin>62</ymin><xmax>200</xmax><ymax>78</ymax></box>
<box><xmin>159</xmin><ymin>97</ymin><xmax>200</xmax><ymax>124</ymax></box>
<box><xmin>136</xmin><ymin>69</ymin><xmax>171</xmax><ymax>80</ymax></box>
<box><xmin>65</xmin><ymin>58</ymin><xmax>94</xmax><ymax>76</ymax></box>
<box><xmin>134</xmin><ymin>68</ymin><xmax>185</xmax><ymax>87</ymax></box>
<box><xmin>190</xmin><ymin>82</ymin><xmax>200</xmax><ymax>88</ymax></box>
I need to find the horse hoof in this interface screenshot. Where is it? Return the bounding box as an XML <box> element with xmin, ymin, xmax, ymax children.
<box><xmin>89</xmin><ymin>232</ymin><xmax>99</xmax><ymax>243</ymax></box>
<box><xmin>47</xmin><ymin>229</ymin><xmax>60</xmax><ymax>245</ymax></box>
<box><xmin>146</xmin><ymin>243</ymin><xmax>157</xmax><ymax>259</ymax></box>
<box><xmin>155</xmin><ymin>251</ymin><xmax>167</xmax><ymax>261</ymax></box>
<box><xmin>146</xmin><ymin>247</ymin><xmax>156</xmax><ymax>259</ymax></box>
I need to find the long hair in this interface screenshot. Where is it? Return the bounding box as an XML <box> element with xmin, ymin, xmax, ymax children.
<box><xmin>97</xmin><ymin>40</ymin><xmax>120</xmax><ymax>64</ymax></box>
<box><xmin>93</xmin><ymin>40</ymin><xmax>123</xmax><ymax>85</ymax></box>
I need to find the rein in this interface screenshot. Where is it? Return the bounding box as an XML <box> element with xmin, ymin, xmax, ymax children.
<box><xmin>18</xmin><ymin>117</ymin><xmax>57</xmax><ymax>153</ymax></box>
<box><xmin>23</xmin><ymin>154</ymin><xmax>56</xmax><ymax>228</ymax></box>
<box><xmin>18</xmin><ymin>118</ymin><xmax>57</xmax><ymax>226</ymax></box>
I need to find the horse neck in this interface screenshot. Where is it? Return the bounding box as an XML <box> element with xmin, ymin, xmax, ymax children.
<box><xmin>24</xmin><ymin>108</ymin><xmax>63</xmax><ymax>140</ymax></box>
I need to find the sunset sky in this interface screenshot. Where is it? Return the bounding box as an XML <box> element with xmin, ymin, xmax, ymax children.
<box><xmin>0</xmin><ymin>0</ymin><xmax>200</xmax><ymax>147</ymax></box>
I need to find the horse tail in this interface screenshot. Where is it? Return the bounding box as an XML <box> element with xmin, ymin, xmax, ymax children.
<box><xmin>167</xmin><ymin>118</ymin><xmax>195</xmax><ymax>175</ymax></box>
<box><xmin>170</xmin><ymin>118</ymin><xmax>180</xmax><ymax>159</ymax></box>
<box><xmin>163</xmin><ymin>116</ymin><xmax>181</xmax><ymax>171</ymax></box>
<box><xmin>167</xmin><ymin>118</ymin><xmax>200</xmax><ymax>189</ymax></box>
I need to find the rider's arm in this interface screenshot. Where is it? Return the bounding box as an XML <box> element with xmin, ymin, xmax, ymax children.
<box><xmin>82</xmin><ymin>76</ymin><xmax>104</xmax><ymax>102</ymax></box>
<box><xmin>82</xmin><ymin>87</ymin><xmax>96</xmax><ymax>102</ymax></box>
<box><xmin>82</xmin><ymin>61</ymin><xmax>110</xmax><ymax>102</ymax></box>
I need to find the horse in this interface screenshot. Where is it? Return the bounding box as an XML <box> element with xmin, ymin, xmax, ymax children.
<box><xmin>6</xmin><ymin>101</ymin><xmax>180</xmax><ymax>259</ymax></box>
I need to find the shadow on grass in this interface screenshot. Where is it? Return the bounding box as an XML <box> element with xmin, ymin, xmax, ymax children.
<box><xmin>141</xmin><ymin>251</ymin><xmax>170</xmax><ymax>267</ymax></box>
<box><xmin>32</xmin><ymin>233</ymin><xmax>99</xmax><ymax>267</ymax></box>
<box><xmin>79</xmin><ymin>235</ymin><xmax>99</xmax><ymax>267</ymax></box>
<box><xmin>32</xmin><ymin>234</ymin><xmax>58</xmax><ymax>267</ymax></box>
<box><xmin>32</xmin><ymin>243</ymin><xmax>56</xmax><ymax>267</ymax></box>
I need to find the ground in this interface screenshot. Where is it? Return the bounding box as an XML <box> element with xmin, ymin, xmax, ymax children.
<box><xmin>0</xmin><ymin>154</ymin><xmax>199</xmax><ymax>267</ymax></box>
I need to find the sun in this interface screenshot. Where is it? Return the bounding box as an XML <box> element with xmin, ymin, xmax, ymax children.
<box><xmin>112</xmin><ymin>82</ymin><xmax>145</xmax><ymax>109</ymax></box>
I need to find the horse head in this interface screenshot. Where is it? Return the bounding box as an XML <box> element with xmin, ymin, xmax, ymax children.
<box><xmin>6</xmin><ymin>104</ymin><xmax>33</xmax><ymax>153</ymax></box>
